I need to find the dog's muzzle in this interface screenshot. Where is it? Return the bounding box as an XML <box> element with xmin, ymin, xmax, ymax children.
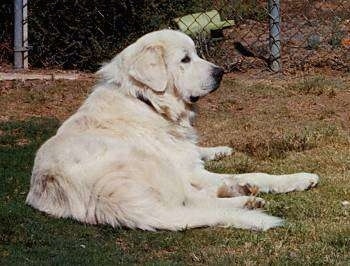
<box><xmin>189</xmin><ymin>66</ymin><xmax>224</xmax><ymax>103</ymax></box>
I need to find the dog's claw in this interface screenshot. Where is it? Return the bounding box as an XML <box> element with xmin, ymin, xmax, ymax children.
<box><xmin>307</xmin><ymin>181</ymin><xmax>318</xmax><ymax>190</ymax></box>
<box><xmin>244</xmin><ymin>197</ymin><xmax>266</xmax><ymax>209</ymax></box>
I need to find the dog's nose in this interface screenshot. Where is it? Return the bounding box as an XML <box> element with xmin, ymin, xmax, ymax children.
<box><xmin>212</xmin><ymin>66</ymin><xmax>224</xmax><ymax>82</ymax></box>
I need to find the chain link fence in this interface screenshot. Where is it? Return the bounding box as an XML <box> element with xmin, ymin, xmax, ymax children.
<box><xmin>170</xmin><ymin>0</ymin><xmax>349</xmax><ymax>73</ymax></box>
<box><xmin>1</xmin><ymin>0</ymin><xmax>349</xmax><ymax>73</ymax></box>
<box><xmin>281</xmin><ymin>0</ymin><xmax>349</xmax><ymax>73</ymax></box>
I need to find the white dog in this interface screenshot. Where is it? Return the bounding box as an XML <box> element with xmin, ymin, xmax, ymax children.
<box><xmin>26</xmin><ymin>30</ymin><xmax>319</xmax><ymax>231</ymax></box>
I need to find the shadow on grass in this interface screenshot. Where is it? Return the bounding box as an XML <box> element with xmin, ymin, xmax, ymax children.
<box><xmin>0</xmin><ymin>117</ymin><xmax>60</xmax><ymax>200</ymax></box>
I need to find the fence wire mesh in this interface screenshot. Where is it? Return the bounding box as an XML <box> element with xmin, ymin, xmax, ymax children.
<box><xmin>168</xmin><ymin>0</ymin><xmax>349</xmax><ymax>73</ymax></box>
<box><xmin>0</xmin><ymin>0</ymin><xmax>349</xmax><ymax>73</ymax></box>
<box><xmin>281</xmin><ymin>0</ymin><xmax>349</xmax><ymax>73</ymax></box>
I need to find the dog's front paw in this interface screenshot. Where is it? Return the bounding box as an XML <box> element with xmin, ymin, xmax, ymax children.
<box><xmin>289</xmin><ymin>173</ymin><xmax>319</xmax><ymax>191</ymax></box>
<box><xmin>200</xmin><ymin>146</ymin><xmax>233</xmax><ymax>161</ymax></box>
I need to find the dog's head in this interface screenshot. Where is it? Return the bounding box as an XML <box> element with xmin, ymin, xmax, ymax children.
<box><xmin>98</xmin><ymin>29</ymin><xmax>224</xmax><ymax>104</ymax></box>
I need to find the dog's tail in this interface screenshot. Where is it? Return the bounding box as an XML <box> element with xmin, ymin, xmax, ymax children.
<box><xmin>27</xmin><ymin>172</ymin><xmax>283</xmax><ymax>231</ymax></box>
<box><xmin>91</xmin><ymin>177</ymin><xmax>283</xmax><ymax>231</ymax></box>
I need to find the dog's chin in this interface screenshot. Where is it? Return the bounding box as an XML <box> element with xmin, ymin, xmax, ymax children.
<box><xmin>188</xmin><ymin>81</ymin><xmax>222</xmax><ymax>103</ymax></box>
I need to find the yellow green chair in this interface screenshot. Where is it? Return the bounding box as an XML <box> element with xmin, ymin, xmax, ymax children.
<box><xmin>173</xmin><ymin>10</ymin><xmax>234</xmax><ymax>38</ymax></box>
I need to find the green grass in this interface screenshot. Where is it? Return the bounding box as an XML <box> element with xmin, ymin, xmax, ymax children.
<box><xmin>292</xmin><ymin>76</ymin><xmax>346</xmax><ymax>96</ymax></box>
<box><xmin>0</xmin><ymin>76</ymin><xmax>350</xmax><ymax>265</ymax></box>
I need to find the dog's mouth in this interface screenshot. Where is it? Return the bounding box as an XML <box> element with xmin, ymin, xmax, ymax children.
<box><xmin>189</xmin><ymin>78</ymin><xmax>222</xmax><ymax>103</ymax></box>
<box><xmin>189</xmin><ymin>84</ymin><xmax>220</xmax><ymax>103</ymax></box>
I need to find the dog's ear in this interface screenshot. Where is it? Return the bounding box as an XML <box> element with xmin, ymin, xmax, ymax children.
<box><xmin>129</xmin><ymin>45</ymin><xmax>167</xmax><ymax>92</ymax></box>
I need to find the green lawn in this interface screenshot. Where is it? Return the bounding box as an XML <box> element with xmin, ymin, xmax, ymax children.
<box><xmin>0</xmin><ymin>76</ymin><xmax>349</xmax><ymax>265</ymax></box>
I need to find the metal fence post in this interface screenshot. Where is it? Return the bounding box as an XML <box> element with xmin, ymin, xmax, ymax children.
<box><xmin>23</xmin><ymin>0</ymin><xmax>28</xmax><ymax>68</ymax></box>
<box><xmin>14</xmin><ymin>0</ymin><xmax>29</xmax><ymax>69</ymax></box>
<box><xmin>268</xmin><ymin>0</ymin><xmax>281</xmax><ymax>72</ymax></box>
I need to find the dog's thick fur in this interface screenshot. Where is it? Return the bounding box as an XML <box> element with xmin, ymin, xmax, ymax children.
<box><xmin>26</xmin><ymin>30</ymin><xmax>319</xmax><ymax>231</ymax></box>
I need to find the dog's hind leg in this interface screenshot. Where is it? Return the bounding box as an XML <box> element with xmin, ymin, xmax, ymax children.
<box><xmin>151</xmin><ymin>204</ymin><xmax>282</xmax><ymax>231</ymax></box>
<box><xmin>186</xmin><ymin>195</ymin><xmax>266</xmax><ymax>210</ymax></box>
<box><xmin>26</xmin><ymin>172</ymin><xmax>85</xmax><ymax>220</ymax></box>
<box><xmin>90</xmin><ymin>174</ymin><xmax>281</xmax><ymax>231</ymax></box>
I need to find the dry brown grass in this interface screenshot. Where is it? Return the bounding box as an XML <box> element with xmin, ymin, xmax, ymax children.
<box><xmin>197</xmin><ymin>75</ymin><xmax>350</xmax><ymax>155</ymax></box>
<box><xmin>0</xmin><ymin>79</ymin><xmax>95</xmax><ymax>122</ymax></box>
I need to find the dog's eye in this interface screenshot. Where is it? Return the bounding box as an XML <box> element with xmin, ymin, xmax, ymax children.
<box><xmin>181</xmin><ymin>55</ymin><xmax>191</xmax><ymax>63</ymax></box>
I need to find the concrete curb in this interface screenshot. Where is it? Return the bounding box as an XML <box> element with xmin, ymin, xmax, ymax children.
<box><xmin>0</xmin><ymin>72</ymin><xmax>94</xmax><ymax>81</ymax></box>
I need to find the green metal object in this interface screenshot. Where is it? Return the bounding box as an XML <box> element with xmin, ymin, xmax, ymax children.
<box><xmin>173</xmin><ymin>10</ymin><xmax>234</xmax><ymax>37</ymax></box>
